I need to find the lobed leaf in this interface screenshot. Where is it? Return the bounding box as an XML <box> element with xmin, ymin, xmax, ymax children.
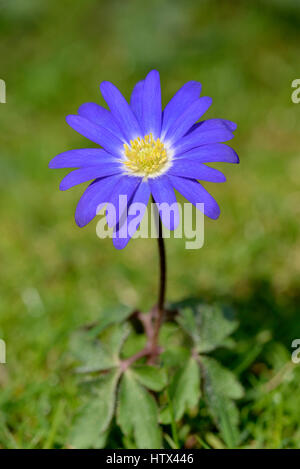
<box><xmin>68</xmin><ymin>369</ymin><xmax>120</xmax><ymax>448</ymax></box>
<box><xmin>89</xmin><ymin>304</ymin><xmax>133</xmax><ymax>336</ymax></box>
<box><xmin>117</xmin><ymin>371</ymin><xmax>162</xmax><ymax>449</ymax></box>
<box><xmin>131</xmin><ymin>365</ymin><xmax>167</xmax><ymax>392</ymax></box>
<box><xmin>169</xmin><ymin>357</ymin><xmax>201</xmax><ymax>422</ymax></box>
<box><xmin>201</xmin><ymin>356</ymin><xmax>244</xmax><ymax>400</ymax></box>
<box><xmin>200</xmin><ymin>356</ymin><xmax>243</xmax><ymax>447</ymax></box>
<box><xmin>70</xmin><ymin>322</ymin><xmax>130</xmax><ymax>373</ymax></box>
<box><xmin>176</xmin><ymin>302</ymin><xmax>238</xmax><ymax>353</ymax></box>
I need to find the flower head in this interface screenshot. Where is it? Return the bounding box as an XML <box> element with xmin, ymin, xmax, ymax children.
<box><xmin>49</xmin><ymin>70</ymin><xmax>239</xmax><ymax>249</ymax></box>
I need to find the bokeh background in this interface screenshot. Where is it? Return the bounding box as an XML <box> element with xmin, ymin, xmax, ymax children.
<box><xmin>0</xmin><ymin>0</ymin><xmax>300</xmax><ymax>448</ymax></box>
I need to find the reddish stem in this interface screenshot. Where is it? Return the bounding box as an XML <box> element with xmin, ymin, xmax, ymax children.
<box><xmin>120</xmin><ymin>206</ymin><xmax>167</xmax><ymax>370</ymax></box>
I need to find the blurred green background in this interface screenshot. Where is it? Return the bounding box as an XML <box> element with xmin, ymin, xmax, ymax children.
<box><xmin>0</xmin><ymin>0</ymin><xmax>300</xmax><ymax>449</ymax></box>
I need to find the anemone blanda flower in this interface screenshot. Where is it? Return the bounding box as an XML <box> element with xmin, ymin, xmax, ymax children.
<box><xmin>49</xmin><ymin>70</ymin><xmax>239</xmax><ymax>249</ymax></box>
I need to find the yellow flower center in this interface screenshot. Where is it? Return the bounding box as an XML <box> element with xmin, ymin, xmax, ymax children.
<box><xmin>123</xmin><ymin>133</ymin><xmax>169</xmax><ymax>178</ymax></box>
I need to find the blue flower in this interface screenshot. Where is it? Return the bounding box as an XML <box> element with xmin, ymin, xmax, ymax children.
<box><xmin>49</xmin><ymin>70</ymin><xmax>239</xmax><ymax>249</ymax></box>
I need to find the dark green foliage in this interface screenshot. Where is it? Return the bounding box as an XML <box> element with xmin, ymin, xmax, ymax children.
<box><xmin>68</xmin><ymin>302</ymin><xmax>244</xmax><ymax>448</ymax></box>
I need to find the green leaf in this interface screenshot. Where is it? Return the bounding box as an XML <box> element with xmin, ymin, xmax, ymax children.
<box><xmin>201</xmin><ymin>356</ymin><xmax>244</xmax><ymax>400</ymax></box>
<box><xmin>169</xmin><ymin>357</ymin><xmax>201</xmax><ymax>422</ymax></box>
<box><xmin>120</xmin><ymin>330</ymin><xmax>147</xmax><ymax>359</ymax></box>
<box><xmin>69</xmin><ymin>369</ymin><xmax>120</xmax><ymax>448</ymax></box>
<box><xmin>89</xmin><ymin>304</ymin><xmax>133</xmax><ymax>336</ymax></box>
<box><xmin>176</xmin><ymin>303</ymin><xmax>238</xmax><ymax>353</ymax></box>
<box><xmin>159</xmin><ymin>322</ymin><xmax>186</xmax><ymax>347</ymax></box>
<box><xmin>205</xmin><ymin>393</ymin><xmax>239</xmax><ymax>449</ymax></box>
<box><xmin>159</xmin><ymin>405</ymin><xmax>172</xmax><ymax>425</ymax></box>
<box><xmin>70</xmin><ymin>323</ymin><xmax>130</xmax><ymax>373</ymax></box>
<box><xmin>101</xmin><ymin>322</ymin><xmax>131</xmax><ymax>359</ymax></box>
<box><xmin>131</xmin><ymin>366</ymin><xmax>167</xmax><ymax>392</ymax></box>
<box><xmin>201</xmin><ymin>356</ymin><xmax>243</xmax><ymax>448</ymax></box>
<box><xmin>70</xmin><ymin>333</ymin><xmax>114</xmax><ymax>373</ymax></box>
<box><xmin>161</xmin><ymin>346</ymin><xmax>190</xmax><ymax>368</ymax></box>
<box><xmin>117</xmin><ymin>371</ymin><xmax>162</xmax><ymax>449</ymax></box>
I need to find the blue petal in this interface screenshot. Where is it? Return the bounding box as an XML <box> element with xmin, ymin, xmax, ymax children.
<box><xmin>149</xmin><ymin>175</ymin><xmax>179</xmax><ymax>230</ymax></box>
<box><xmin>161</xmin><ymin>81</ymin><xmax>202</xmax><ymax>138</ymax></box>
<box><xmin>49</xmin><ymin>148</ymin><xmax>119</xmax><ymax>169</ymax></box>
<box><xmin>185</xmin><ymin>119</ymin><xmax>237</xmax><ymax>135</ymax></box>
<box><xmin>169</xmin><ymin>175</ymin><xmax>220</xmax><ymax>219</ymax></box>
<box><xmin>164</xmin><ymin>97</ymin><xmax>212</xmax><ymax>144</ymax></box>
<box><xmin>78</xmin><ymin>102</ymin><xmax>125</xmax><ymax>140</ymax></box>
<box><xmin>113</xmin><ymin>181</ymin><xmax>150</xmax><ymax>250</ymax></box>
<box><xmin>60</xmin><ymin>164</ymin><xmax>123</xmax><ymax>191</ymax></box>
<box><xmin>130</xmin><ymin>80</ymin><xmax>144</xmax><ymax>125</ymax></box>
<box><xmin>75</xmin><ymin>175</ymin><xmax>122</xmax><ymax>227</ymax></box>
<box><xmin>106</xmin><ymin>175</ymin><xmax>141</xmax><ymax>228</ymax></box>
<box><xmin>100</xmin><ymin>81</ymin><xmax>142</xmax><ymax>141</ymax></box>
<box><xmin>169</xmin><ymin>160</ymin><xmax>226</xmax><ymax>182</ymax></box>
<box><xmin>220</xmin><ymin>119</ymin><xmax>237</xmax><ymax>131</ymax></box>
<box><xmin>66</xmin><ymin>115</ymin><xmax>124</xmax><ymax>156</ymax></box>
<box><xmin>175</xmin><ymin>143</ymin><xmax>239</xmax><ymax>164</ymax></box>
<box><xmin>173</xmin><ymin>121</ymin><xmax>234</xmax><ymax>155</ymax></box>
<box><xmin>142</xmin><ymin>70</ymin><xmax>162</xmax><ymax>139</ymax></box>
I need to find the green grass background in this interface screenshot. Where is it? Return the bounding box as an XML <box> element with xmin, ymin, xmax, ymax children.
<box><xmin>0</xmin><ymin>0</ymin><xmax>300</xmax><ymax>448</ymax></box>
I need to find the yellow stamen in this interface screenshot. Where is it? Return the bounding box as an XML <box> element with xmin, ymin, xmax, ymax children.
<box><xmin>123</xmin><ymin>133</ymin><xmax>168</xmax><ymax>177</ymax></box>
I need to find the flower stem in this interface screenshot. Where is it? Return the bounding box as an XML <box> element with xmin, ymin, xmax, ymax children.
<box><xmin>152</xmin><ymin>198</ymin><xmax>166</xmax><ymax>349</ymax></box>
<box><xmin>121</xmin><ymin>201</ymin><xmax>167</xmax><ymax>369</ymax></box>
